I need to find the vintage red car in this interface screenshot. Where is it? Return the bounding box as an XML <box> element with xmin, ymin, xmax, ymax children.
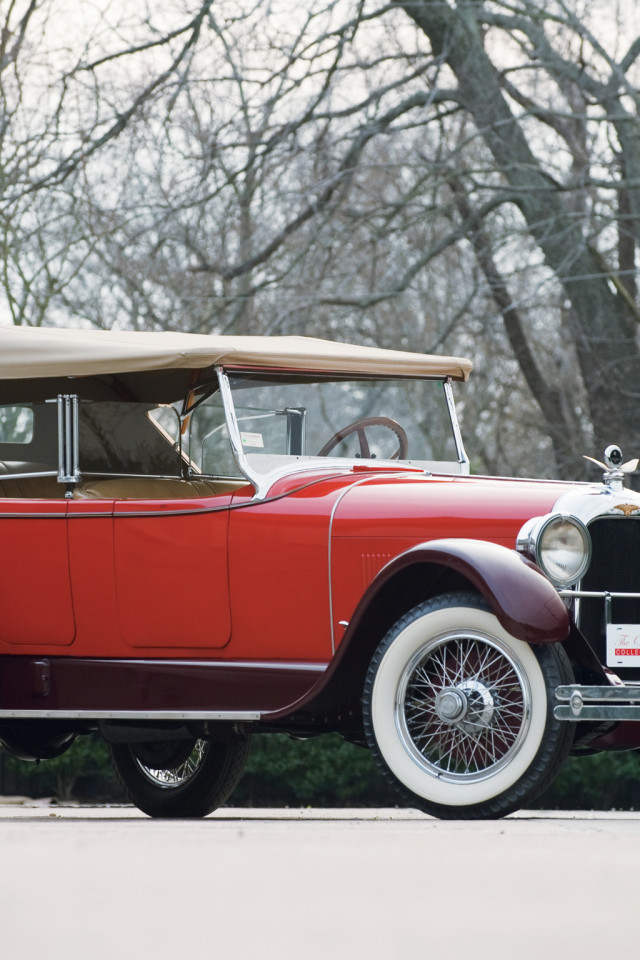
<box><xmin>0</xmin><ymin>324</ymin><xmax>637</xmax><ymax>818</ymax></box>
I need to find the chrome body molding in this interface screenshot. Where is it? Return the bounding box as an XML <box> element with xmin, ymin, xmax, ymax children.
<box><xmin>0</xmin><ymin>512</ymin><xmax>67</xmax><ymax>519</ymax></box>
<box><xmin>555</xmin><ymin>684</ymin><xmax>640</xmax><ymax>721</ymax></box>
<box><xmin>0</xmin><ymin>709</ymin><xmax>262</xmax><ymax>721</ymax></box>
<box><xmin>89</xmin><ymin>658</ymin><xmax>326</xmax><ymax>672</ymax></box>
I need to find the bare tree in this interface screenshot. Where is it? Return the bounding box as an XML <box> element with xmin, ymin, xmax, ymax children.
<box><xmin>4</xmin><ymin>1</ymin><xmax>640</xmax><ymax>480</ymax></box>
<box><xmin>390</xmin><ymin>0</ymin><xmax>640</xmax><ymax>471</ymax></box>
<box><xmin>0</xmin><ymin>0</ymin><xmax>215</xmax><ymax>325</ymax></box>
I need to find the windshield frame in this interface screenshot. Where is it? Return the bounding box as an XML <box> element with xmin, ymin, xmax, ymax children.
<box><xmin>215</xmin><ymin>366</ymin><xmax>469</xmax><ymax>499</ymax></box>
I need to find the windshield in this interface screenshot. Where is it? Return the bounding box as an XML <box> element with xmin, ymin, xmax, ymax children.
<box><xmin>187</xmin><ymin>373</ymin><xmax>464</xmax><ymax>482</ymax></box>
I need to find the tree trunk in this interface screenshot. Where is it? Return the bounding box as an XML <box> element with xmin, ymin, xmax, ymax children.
<box><xmin>396</xmin><ymin>0</ymin><xmax>640</xmax><ymax>460</ymax></box>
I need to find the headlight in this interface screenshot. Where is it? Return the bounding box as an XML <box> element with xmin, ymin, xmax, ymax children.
<box><xmin>518</xmin><ymin>514</ymin><xmax>591</xmax><ymax>587</ymax></box>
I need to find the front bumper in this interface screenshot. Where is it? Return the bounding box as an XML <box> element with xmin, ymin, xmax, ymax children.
<box><xmin>555</xmin><ymin>684</ymin><xmax>640</xmax><ymax>721</ymax></box>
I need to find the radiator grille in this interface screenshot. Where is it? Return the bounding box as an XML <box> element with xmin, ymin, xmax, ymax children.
<box><xmin>579</xmin><ymin>517</ymin><xmax>640</xmax><ymax>677</ymax></box>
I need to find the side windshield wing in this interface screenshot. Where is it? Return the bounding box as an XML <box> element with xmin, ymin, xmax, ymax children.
<box><xmin>77</xmin><ymin>401</ymin><xmax>183</xmax><ymax>477</ymax></box>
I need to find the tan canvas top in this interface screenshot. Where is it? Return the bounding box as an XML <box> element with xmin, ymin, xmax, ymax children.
<box><xmin>0</xmin><ymin>325</ymin><xmax>472</xmax><ymax>381</ymax></box>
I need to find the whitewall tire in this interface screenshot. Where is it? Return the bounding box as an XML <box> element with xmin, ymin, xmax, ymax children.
<box><xmin>363</xmin><ymin>592</ymin><xmax>573</xmax><ymax>819</ymax></box>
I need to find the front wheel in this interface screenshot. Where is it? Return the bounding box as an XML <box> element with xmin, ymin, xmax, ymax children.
<box><xmin>363</xmin><ymin>593</ymin><xmax>574</xmax><ymax>819</ymax></box>
<box><xmin>110</xmin><ymin>735</ymin><xmax>250</xmax><ymax>818</ymax></box>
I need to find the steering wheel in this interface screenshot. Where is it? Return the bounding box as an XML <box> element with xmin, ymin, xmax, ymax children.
<box><xmin>317</xmin><ymin>416</ymin><xmax>409</xmax><ymax>459</ymax></box>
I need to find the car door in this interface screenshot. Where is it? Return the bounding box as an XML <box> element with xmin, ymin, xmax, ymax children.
<box><xmin>0</xmin><ymin>499</ymin><xmax>75</xmax><ymax>648</ymax></box>
<box><xmin>112</xmin><ymin>496</ymin><xmax>232</xmax><ymax>651</ymax></box>
<box><xmin>0</xmin><ymin>402</ymin><xmax>75</xmax><ymax>648</ymax></box>
<box><xmin>67</xmin><ymin>493</ymin><xmax>232</xmax><ymax>655</ymax></box>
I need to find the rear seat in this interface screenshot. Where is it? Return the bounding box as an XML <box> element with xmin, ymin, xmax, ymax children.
<box><xmin>0</xmin><ymin>462</ymin><xmax>64</xmax><ymax>499</ymax></box>
<box><xmin>73</xmin><ymin>477</ymin><xmax>247</xmax><ymax>500</ymax></box>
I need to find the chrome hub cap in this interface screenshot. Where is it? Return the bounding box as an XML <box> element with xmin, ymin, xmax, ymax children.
<box><xmin>434</xmin><ymin>688</ymin><xmax>467</xmax><ymax>722</ymax></box>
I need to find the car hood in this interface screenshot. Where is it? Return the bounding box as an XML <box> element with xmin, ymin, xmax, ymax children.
<box><xmin>329</xmin><ymin>471</ymin><xmax>580</xmax><ymax>547</ymax></box>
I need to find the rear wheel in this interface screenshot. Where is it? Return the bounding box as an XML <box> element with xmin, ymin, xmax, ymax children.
<box><xmin>110</xmin><ymin>735</ymin><xmax>250</xmax><ymax>818</ymax></box>
<box><xmin>363</xmin><ymin>592</ymin><xmax>573</xmax><ymax>819</ymax></box>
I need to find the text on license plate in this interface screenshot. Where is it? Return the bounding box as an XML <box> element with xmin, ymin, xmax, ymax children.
<box><xmin>606</xmin><ymin>624</ymin><xmax>640</xmax><ymax>667</ymax></box>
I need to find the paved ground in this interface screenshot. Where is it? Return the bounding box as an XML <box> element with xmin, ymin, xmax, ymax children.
<box><xmin>0</xmin><ymin>802</ymin><xmax>636</xmax><ymax>959</ymax></box>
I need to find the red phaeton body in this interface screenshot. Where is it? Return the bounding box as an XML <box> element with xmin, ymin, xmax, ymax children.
<box><xmin>0</xmin><ymin>325</ymin><xmax>636</xmax><ymax>818</ymax></box>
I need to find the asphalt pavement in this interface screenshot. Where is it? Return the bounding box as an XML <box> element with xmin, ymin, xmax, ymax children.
<box><xmin>0</xmin><ymin>803</ymin><xmax>635</xmax><ymax>959</ymax></box>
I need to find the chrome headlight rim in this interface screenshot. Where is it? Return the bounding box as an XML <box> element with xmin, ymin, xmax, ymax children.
<box><xmin>530</xmin><ymin>513</ymin><xmax>592</xmax><ymax>587</ymax></box>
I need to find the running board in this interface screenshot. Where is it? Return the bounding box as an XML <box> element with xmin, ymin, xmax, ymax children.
<box><xmin>555</xmin><ymin>685</ymin><xmax>640</xmax><ymax>721</ymax></box>
<box><xmin>0</xmin><ymin>709</ymin><xmax>261</xmax><ymax>722</ymax></box>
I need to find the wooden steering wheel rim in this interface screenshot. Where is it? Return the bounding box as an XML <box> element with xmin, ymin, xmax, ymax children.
<box><xmin>317</xmin><ymin>416</ymin><xmax>409</xmax><ymax>459</ymax></box>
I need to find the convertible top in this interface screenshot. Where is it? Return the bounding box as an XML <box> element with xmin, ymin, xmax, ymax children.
<box><xmin>0</xmin><ymin>325</ymin><xmax>472</xmax><ymax>382</ymax></box>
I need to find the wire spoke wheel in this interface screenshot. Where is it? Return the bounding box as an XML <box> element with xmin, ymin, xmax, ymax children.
<box><xmin>133</xmin><ymin>739</ymin><xmax>208</xmax><ymax>789</ymax></box>
<box><xmin>398</xmin><ymin>632</ymin><xmax>530</xmax><ymax>783</ymax></box>
<box><xmin>363</xmin><ymin>592</ymin><xmax>574</xmax><ymax>819</ymax></box>
<box><xmin>110</xmin><ymin>735</ymin><xmax>250</xmax><ymax>818</ymax></box>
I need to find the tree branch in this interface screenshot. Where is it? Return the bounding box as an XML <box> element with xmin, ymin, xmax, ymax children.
<box><xmin>190</xmin><ymin>87</ymin><xmax>454</xmax><ymax>280</ymax></box>
<box><xmin>22</xmin><ymin>1</ymin><xmax>215</xmax><ymax>195</ymax></box>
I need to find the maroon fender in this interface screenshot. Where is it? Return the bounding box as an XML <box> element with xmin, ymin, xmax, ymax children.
<box><xmin>376</xmin><ymin>538</ymin><xmax>570</xmax><ymax>644</ymax></box>
<box><xmin>264</xmin><ymin>537</ymin><xmax>570</xmax><ymax>723</ymax></box>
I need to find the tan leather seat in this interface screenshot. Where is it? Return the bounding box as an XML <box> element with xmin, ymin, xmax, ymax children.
<box><xmin>73</xmin><ymin>477</ymin><xmax>246</xmax><ymax>500</ymax></box>
<box><xmin>0</xmin><ymin>475</ymin><xmax>65</xmax><ymax>498</ymax></box>
<box><xmin>0</xmin><ymin>462</ymin><xmax>64</xmax><ymax>498</ymax></box>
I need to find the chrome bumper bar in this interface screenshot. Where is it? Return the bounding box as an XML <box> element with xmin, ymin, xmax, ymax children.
<box><xmin>554</xmin><ymin>588</ymin><xmax>640</xmax><ymax>721</ymax></box>
<box><xmin>555</xmin><ymin>684</ymin><xmax>640</xmax><ymax>721</ymax></box>
<box><xmin>558</xmin><ymin>590</ymin><xmax>640</xmax><ymax>599</ymax></box>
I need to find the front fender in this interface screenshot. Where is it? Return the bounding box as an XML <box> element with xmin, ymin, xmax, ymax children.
<box><xmin>263</xmin><ymin>538</ymin><xmax>569</xmax><ymax>724</ymax></box>
<box><xmin>374</xmin><ymin>538</ymin><xmax>569</xmax><ymax>644</ymax></box>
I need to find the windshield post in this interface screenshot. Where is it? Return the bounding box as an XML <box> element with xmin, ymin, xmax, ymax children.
<box><xmin>285</xmin><ymin>407</ymin><xmax>306</xmax><ymax>455</ymax></box>
<box><xmin>444</xmin><ymin>379</ymin><xmax>469</xmax><ymax>474</ymax></box>
<box><xmin>216</xmin><ymin>367</ymin><xmax>262</xmax><ymax>495</ymax></box>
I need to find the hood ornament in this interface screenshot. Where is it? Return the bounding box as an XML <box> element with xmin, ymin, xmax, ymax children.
<box><xmin>584</xmin><ymin>445</ymin><xmax>639</xmax><ymax>491</ymax></box>
<box><xmin>614</xmin><ymin>503</ymin><xmax>640</xmax><ymax>516</ymax></box>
